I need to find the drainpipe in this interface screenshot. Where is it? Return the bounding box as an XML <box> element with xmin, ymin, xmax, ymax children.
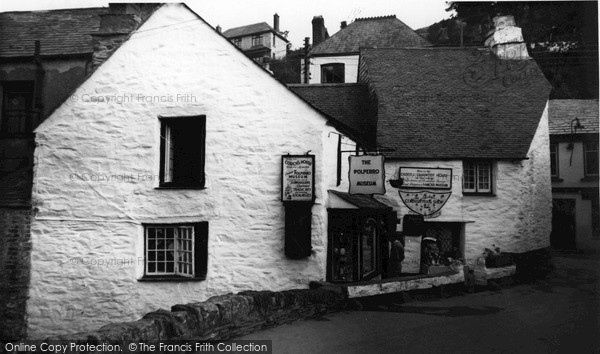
<box><xmin>33</xmin><ymin>40</ymin><xmax>45</xmax><ymax>130</ymax></box>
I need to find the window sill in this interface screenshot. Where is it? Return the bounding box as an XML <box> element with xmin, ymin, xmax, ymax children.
<box><xmin>138</xmin><ymin>275</ymin><xmax>206</xmax><ymax>282</ymax></box>
<box><xmin>552</xmin><ymin>177</ymin><xmax>564</xmax><ymax>182</ymax></box>
<box><xmin>581</xmin><ymin>176</ymin><xmax>599</xmax><ymax>182</ymax></box>
<box><xmin>462</xmin><ymin>192</ymin><xmax>496</xmax><ymax>197</ymax></box>
<box><xmin>156</xmin><ymin>185</ymin><xmax>206</xmax><ymax>190</ymax></box>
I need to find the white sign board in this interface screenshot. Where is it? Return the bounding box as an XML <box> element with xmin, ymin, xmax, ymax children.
<box><xmin>399</xmin><ymin>167</ymin><xmax>452</xmax><ymax>190</ymax></box>
<box><xmin>348</xmin><ymin>155</ymin><xmax>386</xmax><ymax>195</ymax></box>
<box><xmin>281</xmin><ymin>155</ymin><xmax>315</xmax><ymax>202</ymax></box>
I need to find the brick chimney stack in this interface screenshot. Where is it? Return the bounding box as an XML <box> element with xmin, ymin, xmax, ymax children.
<box><xmin>340</xmin><ymin>21</ymin><xmax>347</xmax><ymax>29</ymax></box>
<box><xmin>274</xmin><ymin>13</ymin><xmax>279</xmax><ymax>32</ymax></box>
<box><xmin>312</xmin><ymin>16</ymin><xmax>330</xmax><ymax>47</ymax></box>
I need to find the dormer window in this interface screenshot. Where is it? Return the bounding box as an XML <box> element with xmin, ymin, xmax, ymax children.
<box><xmin>233</xmin><ymin>38</ymin><xmax>241</xmax><ymax>48</ymax></box>
<box><xmin>321</xmin><ymin>63</ymin><xmax>345</xmax><ymax>83</ymax></box>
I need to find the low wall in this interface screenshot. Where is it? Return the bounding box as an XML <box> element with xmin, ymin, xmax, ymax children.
<box><xmin>0</xmin><ymin>207</ymin><xmax>31</xmax><ymax>341</ymax></box>
<box><xmin>46</xmin><ymin>283</ymin><xmax>347</xmax><ymax>342</ymax></box>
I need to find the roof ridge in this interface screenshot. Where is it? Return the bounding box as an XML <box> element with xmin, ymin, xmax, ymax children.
<box><xmin>354</xmin><ymin>15</ymin><xmax>396</xmax><ymax>21</ymax></box>
<box><xmin>0</xmin><ymin>7</ymin><xmax>109</xmax><ymax>15</ymax></box>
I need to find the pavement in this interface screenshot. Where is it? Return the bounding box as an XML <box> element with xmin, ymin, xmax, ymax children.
<box><xmin>236</xmin><ymin>252</ymin><xmax>600</xmax><ymax>353</ymax></box>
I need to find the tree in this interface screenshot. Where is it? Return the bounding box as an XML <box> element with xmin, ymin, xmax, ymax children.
<box><xmin>442</xmin><ymin>1</ymin><xmax>598</xmax><ymax>98</ymax></box>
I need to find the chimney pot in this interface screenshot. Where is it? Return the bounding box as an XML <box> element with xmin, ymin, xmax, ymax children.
<box><xmin>216</xmin><ymin>25</ymin><xmax>222</xmax><ymax>33</ymax></box>
<box><xmin>274</xmin><ymin>13</ymin><xmax>280</xmax><ymax>32</ymax></box>
<box><xmin>341</xmin><ymin>21</ymin><xmax>347</xmax><ymax>29</ymax></box>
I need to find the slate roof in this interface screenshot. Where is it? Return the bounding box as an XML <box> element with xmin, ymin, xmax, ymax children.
<box><xmin>360</xmin><ymin>48</ymin><xmax>552</xmax><ymax>159</ymax></box>
<box><xmin>311</xmin><ymin>15</ymin><xmax>431</xmax><ymax>56</ymax></box>
<box><xmin>288</xmin><ymin>84</ymin><xmax>375</xmax><ymax>147</ymax></box>
<box><xmin>0</xmin><ymin>7</ymin><xmax>110</xmax><ymax>58</ymax></box>
<box><xmin>548</xmin><ymin>99</ymin><xmax>599</xmax><ymax>135</ymax></box>
<box><xmin>223</xmin><ymin>22</ymin><xmax>288</xmax><ymax>42</ymax></box>
<box><xmin>329</xmin><ymin>190</ymin><xmax>391</xmax><ymax>210</ymax></box>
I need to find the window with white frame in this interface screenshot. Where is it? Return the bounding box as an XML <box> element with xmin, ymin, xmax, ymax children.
<box><xmin>463</xmin><ymin>161</ymin><xmax>493</xmax><ymax>194</ymax></box>
<box><xmin>251</xmin><ymin>34</ymin><xmax>263</xmax><ymax>47</ymax></box>
<box><xmin>143</xmin><ymin>223</ymin><xmax>208</xmax><ymax>280</ymax></box>
<box><xmin>584</xmin><ymin>141</ymin><xmax>599</xmax><ymax>176</ymax></box>
<box><xmin>159</xmin><ymin>115</ymin><xmax>206</xmax><ymax>188</ymax></box>
<box><xmin>550</xmin><ymin>143</ymin><xmax>559</xmax><ymax>177</ymax></box>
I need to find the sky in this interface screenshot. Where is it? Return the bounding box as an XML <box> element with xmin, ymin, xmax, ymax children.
<box><xmin>0</xmin><ymin>0</ymin><xmax>455</xmax><ymax>48</ymax></box>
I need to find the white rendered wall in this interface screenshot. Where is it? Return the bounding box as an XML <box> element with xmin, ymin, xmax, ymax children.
<box><xmin>28</xmin><ymin>4</ymin><xmax>348</xmax><ymax>338</ymax></box>
<box><xmin>306</xmin><ymin>55</ymin><xmax>359</xmax><ymax>84</ymax></box>
<box><xmin>375</xmin><ymin>103</ymin><xmax>552</xmax><ymax>264</ymax></box>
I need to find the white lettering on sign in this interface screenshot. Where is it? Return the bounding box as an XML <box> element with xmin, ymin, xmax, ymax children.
<box><xmin>282</xmin><ymin>155</ymin><xmax>314</xmax><ymax>201</ymax></box>
<box><xmin>348</xmin><ymin>155</ymin><xmax>385</xmax><ymax>195</ymax></box>
<box><xmin>399</xmin><ymin>167</ymin><xmax>452</xmax><ymax>189</ymax></box>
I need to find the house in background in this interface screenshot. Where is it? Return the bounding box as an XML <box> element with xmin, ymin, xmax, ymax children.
<box><xmin>223</xmin><ymin>13</ymin><xmax>290</xmax><ymax>69</ymax></box>
<box><xmin>303</xmin><ymin>15</ymin><xmax>431</xmax><ymax>84</ymax></box>
<box><xmin>548</xmin><ymin>99</ymin><xmax>599</xmax><ymax>252</ymax></box>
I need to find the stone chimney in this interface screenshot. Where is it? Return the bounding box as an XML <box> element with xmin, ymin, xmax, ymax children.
<box><xmin>312</xmin><ymin>16</ymin><xmax>329</xmax><ymax>47</ymax></box>
<box><xmin>91</xmin><ymin>13</ymin><xmax>139</xmax><ymax>70</ymax></box>
<box><xmin>91</xmin><ymin>4</ymin><xmax>159</xmax><ymax>71</ymax></box>
<box><xmin>274</xmin><ymin>13</ymin><xmax>280</xmax><ymax>32</ymax></box>
<box><xmin>340</xmin><ymin>21</ymin><xmax>347</xmax><ymax>30</ymax></box>
<box><xmin>485</xmin><ymin>15</ymin><xmax>530</xmax><ymax>59</ymax></box>
<box><xmin>216</xmin><ymin>25</ymin><xmax>222</xmax><ymax>33</ymax></box>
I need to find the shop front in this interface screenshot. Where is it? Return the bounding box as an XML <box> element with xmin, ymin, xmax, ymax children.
<box><xmin>326</xmin><ymin>191</ymin><xmax>396</xmax><ymax>284</ymax></box>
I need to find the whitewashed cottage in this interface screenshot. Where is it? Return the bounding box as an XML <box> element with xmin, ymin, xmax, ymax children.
<box><xmin>27</xmin><ymin>3</ymin><xmax>358</xmax><ymax>338</ymax></box>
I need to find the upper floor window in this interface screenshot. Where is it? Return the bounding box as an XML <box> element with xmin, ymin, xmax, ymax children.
<box><xmin>550</xmin><ymin>143</ymin><xmax>559</xmax><ymax>177</ymax></box>
<box><xmin>463</xmin><ymin>161</ymin><xmax>493</xmax><ymax>194</ymax></box>
<box><xmin>251</xmin><ymin>34</ymin><xmax>263</xmax><ymax>47</ymax></box>
<box><xmin>233</xmin><ymin>38</ymin><xmax>241</xmax><ymax>48</ymax></box>
<box><xmin>321</xmin><ymin>63</ymin><xmax>345</xmax><ymax>83</ymax></box>
<box><xmin>159</xmin><ymin>115</ymin><xmax>206</xmax><ymax>188</ymax></box>
<box><xmin>142</xmin><ymin>223</ymin><xmax>208</xmax><ymax>281</ymax></box>
<box><xmin>584</xmin><ymin>141</ymin><xmax>599</xmax><ymax>176</ymax></box>
<box><xmin>0</xmin><ymin>81</ymin><xmax>34</xmax><ymax>135</ymax></box>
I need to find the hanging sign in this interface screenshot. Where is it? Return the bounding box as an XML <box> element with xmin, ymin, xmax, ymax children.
<box><xmin>348</xmin><ymin>155</ymin><xmax>386</xmax><ymax>195</ymax></box>
<box><xmin>399</xmin><ymin>167</ymin><xmax>452</xmax><ymax>190</ymax></box>
<box><xmin>281</xmin><ymin>155</ymin><xmax>315</xmax><ymax>202</ymax></box>
<box><xmin>398</xmin><ymin>190</ymin><xmax>452</xmax><ymax>216</ymax></box>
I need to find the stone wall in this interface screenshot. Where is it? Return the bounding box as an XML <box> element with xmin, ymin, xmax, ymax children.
<box><xmin>46</xmin><ymin>284</ymin><xmax>347</xmax><ymax>342</ymax></box>
<box><xmin>28</xmin><ymin>4</ymin><xmax>347</xmax><ymax>338</ymax></box>
<box><xmin>0</xmin><ymin>207</ymin><xmax>31</xmax><ymax>340</ymax></box>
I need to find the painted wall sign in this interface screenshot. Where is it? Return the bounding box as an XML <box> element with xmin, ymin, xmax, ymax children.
<box><xmin>348</xmin><ymin>155</ymin><xmax>386</xmax><ymax>195</ymax></box>
<box><xmin>399</xmin><ymin>190</ymin><xmax>452</xmax><ymax>216</ymax></box>
<box><xmin>399</xmin><ymin>167</ymin><xmax>452</xmax><ymax>190</ymax></box>
<box><xmin>281</xmin><ymin>155</ymin><xmax>315</xmax><ymax>202</ymax></box>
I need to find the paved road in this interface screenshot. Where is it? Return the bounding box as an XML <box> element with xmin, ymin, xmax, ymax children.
<box><xmin>237</xmin><ymin>253</ymin><xmax>600</xmax><ymax>353</ymax></box>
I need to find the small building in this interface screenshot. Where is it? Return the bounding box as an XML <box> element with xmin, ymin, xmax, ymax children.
<box><xmin>222</xmin><ymin>13</ymin><xmax>290</xmax><ymax>69</ymax></box>
<box><xmin>303</xmin><ymin>15</ymin><xmax>431</xmax><ymax>84</ymax></box>
<box><xmin>548</xmin><ymin>99</ymin><xmax>599</xmax><ymax>251</ymax></box>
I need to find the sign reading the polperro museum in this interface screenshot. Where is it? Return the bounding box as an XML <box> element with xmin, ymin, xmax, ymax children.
<box><xmin>281</xmin><ymin>155</ymin><xmax>315</xmax><ymax>202</ymax></box>
<box><xmin>399</xmin><ymin>167</ymin><xmax>452</xmax><ymax>190</ymax></box>
<box><xmin>348</xmin><ymin>155</ymin><xmax>385</xmax><ymax>195</ymax></box>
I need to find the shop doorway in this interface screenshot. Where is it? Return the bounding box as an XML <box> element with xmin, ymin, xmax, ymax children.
<box><xmin>326</xmin><ymin>191</ymin><xmax>395</xmax><ymax>284</ymax></box>
<box><xmin>551</xmin><ymin>199</ymin><xmax>576</xmax><ymax>250</ymax></box>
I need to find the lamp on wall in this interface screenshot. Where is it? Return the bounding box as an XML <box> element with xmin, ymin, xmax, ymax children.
<box><xmin>568</xmin><ymin>117</ymin><xmax>585</xmax><ymax>165</ymax></box>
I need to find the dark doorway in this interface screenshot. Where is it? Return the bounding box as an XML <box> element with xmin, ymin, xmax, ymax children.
<box><xmin>551</xmin><ymin>199</ymin><xmax>576</xmax><ymax>250</ymax></box>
